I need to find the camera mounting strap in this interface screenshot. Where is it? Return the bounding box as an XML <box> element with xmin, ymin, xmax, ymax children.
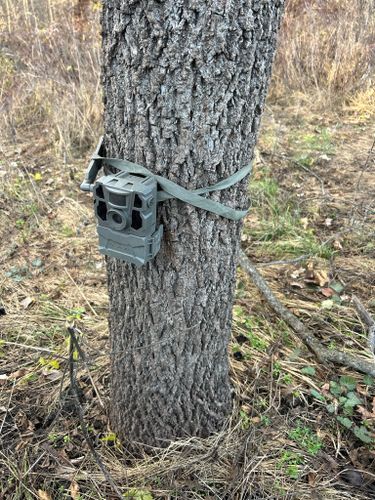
<box><xmin>81</xmin><ymin>137</ymin><xmax>251</xmax><ymax>221</ymax></box>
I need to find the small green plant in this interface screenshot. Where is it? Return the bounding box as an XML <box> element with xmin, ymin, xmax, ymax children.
<box><xmin>254</xmin><ymin>397</ymin><xmax>268</xmax><ymax>410</ymax></box>
<box><xmin>233</xmin><ymin>306</ymin><xmax>269</xmax><ymax>352</ymax></box>
<box><xmin>24</xmin><ymin>202</ymin><xmax>39</xmax><ymax>216</ymax></box>
<box><xmin>123</xmin><ymin>489</ymin><xmax>153</xmax><ymax>500</ymax></box>
<box><xmin>48</xmin><ymin>433</ymin><xmax>71</xmax><ymax>447</ymax></box>
<box><xmin>100</xmin><ymin>432</ymin><xmax>122</xmax><ymax>448</ymax></box>
<box><xmin>310</xmin><ymin>376</ymin><xmax>374</xmax><ymax>444</ymax></box>
<box><xmin>288</xmin><ymin>423</ymin><xmax>323</xmax><ymax>455</ymax></box>
<box><xmin>277</xmin><ymin>451</ymin><xmax>303</xmax><ymax>479</ymax></box>
<box><xmin>272</xmin><ymin>361</ymin><xmax>282</xmax><ymax>378</ymax></box>
<box><xmin>231</xmin><ymin>343</ymin><xmax>241</xmax><ymax>353</ymax></box>
<box><xmin>328</xmin><ymin>340</ymin><xmax>337</xmax><ymax>350</ymax></box>
<box><xmin>363</xmin><ymin>375</ymin><xmax>374</xmax><ymax>386</ymax></box>
<box><xmin>301</xmin><ymin>366</ymin><xmax>316</xmax><ymax>376</ymax></box>
<box><xmin>260</xmin><ymin>415</ymin><xmax>270</xmax><ymax>426</ymax></box>
<box><xmin>61</xmin><ymin>224</ymin><xmax>75</xmax><ymax>237</ymax></box>
<box><xmin>273</xmin><ymin>480</ymin><xmax>286</xmax><ymax>496</ymax></box>
<box><xmin>21</xmin><ymin>372</ymin><xmax>38</xmax><ymax>384</ymax></box>
<box><xmin>15</xmin><ymin>218</ymin><xmax>26</xmax><ymax>229</ymax></box>
<box><xmin>282</xmin><ymin>373</ymin><xmax>293</xmax><ymax>385</ymax></box>
<box><xmin>5</xmin><ymin>265</ymin><xmax>29</xmax><ymax>282</ymax></box>
<box><xmin>48</xmin><ymin>432</ymin><xmax>59</xmax><ymax>444</ymax></box>
<box><xmin>39</xmin><ymin>357</ymin><xmax>60</xmax><ymax>370</ymax></box>
<box><xmin>239</xmin><ymin>410</ymin><xmax>251</xmax><ymax>430</ymax></box>
<box><xmin>66</xmin><ymin>307</ymin><xmax>86</xmax><ymax>321</ymax></box>
<box><xmin>250</xmin><ymin>171</ymin><xmax>279</xmax><ymax>208</ymax></box>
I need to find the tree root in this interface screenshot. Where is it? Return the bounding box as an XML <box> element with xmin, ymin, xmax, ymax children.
<box><xmin>239</xmin><ymin>251</ymin><xmax>375</xmax><ymax>377</ymax></box>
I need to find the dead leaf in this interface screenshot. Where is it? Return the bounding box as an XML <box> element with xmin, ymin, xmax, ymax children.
<box><xmin>321</xmin><ymin>383</ymin><xmax>331</xmax><ymax>398</ymax></box>
<box><xmin>321</xmin><ymin>287</ymin><xmax>335</xmax><ymax>297</ymax></box>
<box><xmin>304</xmin><ymin>267</ymin><xmax>329</xmax><ymax>287</ymax></box>
<box><xmin>9</xmin><ymin>368</ymin><xmax>28</xmax><ymax>379</ymax></box>
<box><xmin>308</xmin><ymin>472</ymin><xmax>317</xmax><ymax>486</ymax></box>
<box><xmin>325</xmin><ymin>218</ymin><xmax>333</xmax><ymax>227</ymax></box>
<box><xmin>320</xmin><ymin>154</ymin><xmax>331</xmax><ymax>162</ymax></box>
<box><xmin>70</xmin><ymin>481</ymin><xmax>80</xmax><ymax>499</ymax></box>
<box><xmin>300</xmin><ymin>217</ymin><xmax>309</xmax><ymax>229</ymax></box>
<box><xmin>290</xmin><ymin>267</ymin><xmax>304</xmax><ymax>279</ymax></box>
<box><xmin>357</xmin><ymin>405</ymin><xmax>375</xmax><ymax>420</ymax></box>
<box><xmin>45</xmin><ymin>370</ymin><xmax>63</xmax><ymax>381</ymax></box>
<box><xmin>38</xmin><ymin>490</ymin><xmax>52</xmax><ymax>500</ymax></box>
<box><xmin>333</xmin><ymin>239</ymin><xmax>343</xmax><ymax>250</ymax></box>
<box><xmin>0</xmin><ymin>374</ymin><xmax>9</xmax><ymax>385</ymax></box>
<box><xmin>356</xmin><ymin>385</ymin><xmax>369</xmax><ymax>396</ymax></box>
<box><xmin>314</xmin><ymin>270</ymin><xmax>329</xmax><ymax>287</ymax></box>
<box><xmin>20</xmin><ymin>296</ymin><xmax>34</xmax><ymax>309</ymax></box>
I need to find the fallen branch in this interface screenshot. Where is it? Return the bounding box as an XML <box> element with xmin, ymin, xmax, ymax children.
<box><xmin>238</xmin><ymin>250</ymin><xmax>375</xmax><ymax>377</ymax></box>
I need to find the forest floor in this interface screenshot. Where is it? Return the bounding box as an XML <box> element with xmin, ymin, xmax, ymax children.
<box><xmin>1</xmin><ymin>2</ymin><xmax>375</xmax><ymax>498</ymax></box>
<box><xmin>0</xmin><ymin>98</ymin><xmax>374</xmax><ymax>499</ymax></box>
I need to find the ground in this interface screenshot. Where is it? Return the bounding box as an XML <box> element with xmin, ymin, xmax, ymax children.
<box><xmin>0</xmin><ymin>0</ymin><xmax>375</xmax><ymax>498</ymax></box>
<box><xmin>1</xmin><ymin>102</ymin><xmax>374</xmax><ymax>499</ymax></box>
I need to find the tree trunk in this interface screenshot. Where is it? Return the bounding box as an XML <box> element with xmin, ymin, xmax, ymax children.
<box><xmin>102</xmin><ymin>0</ymin><xmax>284</xmax><ymax>447</ymax></box>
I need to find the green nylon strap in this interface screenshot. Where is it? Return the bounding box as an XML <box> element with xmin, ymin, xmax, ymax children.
<box><xmin>93</xmin><ymin>155</ymin><xmax>251</xmax><ymax>221</ymax></box>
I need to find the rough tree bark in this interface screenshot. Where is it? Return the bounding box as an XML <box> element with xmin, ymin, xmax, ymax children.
<box><xmin>102</xmin><ymin>0</ymin><xmax>284</xmax><ymax>447</ymax></box>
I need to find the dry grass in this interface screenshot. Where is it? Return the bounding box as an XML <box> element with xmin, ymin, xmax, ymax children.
<box><xmin>1</xmin><ymin>0</ymin><xmax>374</xmax><ymax>161</ymax></box>
<box><xmin>271</xmin><ymin>0</ymin><xmax>375</xmax><ymax>113</ymax></box>
<box><xmin>0</xmin><ymin>0</ymin><xmax>102</xmax><ymax>156</ymax></box>
<box><xmin>1</xmin><ymin>0</ymin><xmax>375</xmax><ymax>499</ymax></box>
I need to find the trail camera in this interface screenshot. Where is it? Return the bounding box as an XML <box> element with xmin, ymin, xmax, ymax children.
<box><xmin>82</xmin><ymin>136</ymin><xmax>250</xmax><ymax>265</ymax></box>
<box><xmin>80</xmin><ymin>139</ymin><xmax>163</xmax><ymax>266</ymax></box>
<box><xmin>93</xmin><ymin>172</ymin><xmax>163</xmax><ymax>266</ymax></box>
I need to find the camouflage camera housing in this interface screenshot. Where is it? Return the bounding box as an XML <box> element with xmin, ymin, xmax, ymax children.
<box><xmin>93</xmin><ymin>171</ymin><xmax>163</xmax><ymax>266</ymax></box>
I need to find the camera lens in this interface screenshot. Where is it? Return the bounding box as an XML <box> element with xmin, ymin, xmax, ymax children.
<box><xmin>108</xmin><ymin>209</ymin><xmax>127</xmax><ymax>230</ymax></box>
<box><xmin>112</xmin><ymin>213</ymin><xmax>122</xmax><ymax>224</ymax></box>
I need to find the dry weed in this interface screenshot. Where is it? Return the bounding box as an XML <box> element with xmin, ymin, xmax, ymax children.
<box><xmin>0</xmin><ymin>0</ymin><xmax>102</xmax><ymax>156</ymax></box>
<box><xmin>271</xmin><ymin>0</ymin><xmax>375</xmax><ymax>112</ymax></box>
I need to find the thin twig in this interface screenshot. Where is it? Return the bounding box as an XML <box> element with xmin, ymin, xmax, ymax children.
<box><xmin>0</xmin><ymin>380</ymin><xmax>15</xmax><ymax>435</ymax></box>
<box><xmin>239</xmin><ymin>250</ymin><xmax>375</xmax><ymax>376</ymax></box>
<box><xmin>21</xmin><ymin>451</ymin><xmax>47</xmax><ymax>479</ymax></box>
<box><xmin>63</xmin><ymin>268</ymin><xmax>98</xmax><ymax>317</ymax></box>
<box><xmin>67</xmin><ymin>327</ymin><xmax>123</xmax><ymax>499</ymax></box>
<box><xmin>1</xmin><ymin>341</ymin><xmax>68</xmax><ymax>359</ymax></box>
<box><xmin>256</xmin><ymin>255</ymin><xmax>309</xmax><ymax>267</ymax></box>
